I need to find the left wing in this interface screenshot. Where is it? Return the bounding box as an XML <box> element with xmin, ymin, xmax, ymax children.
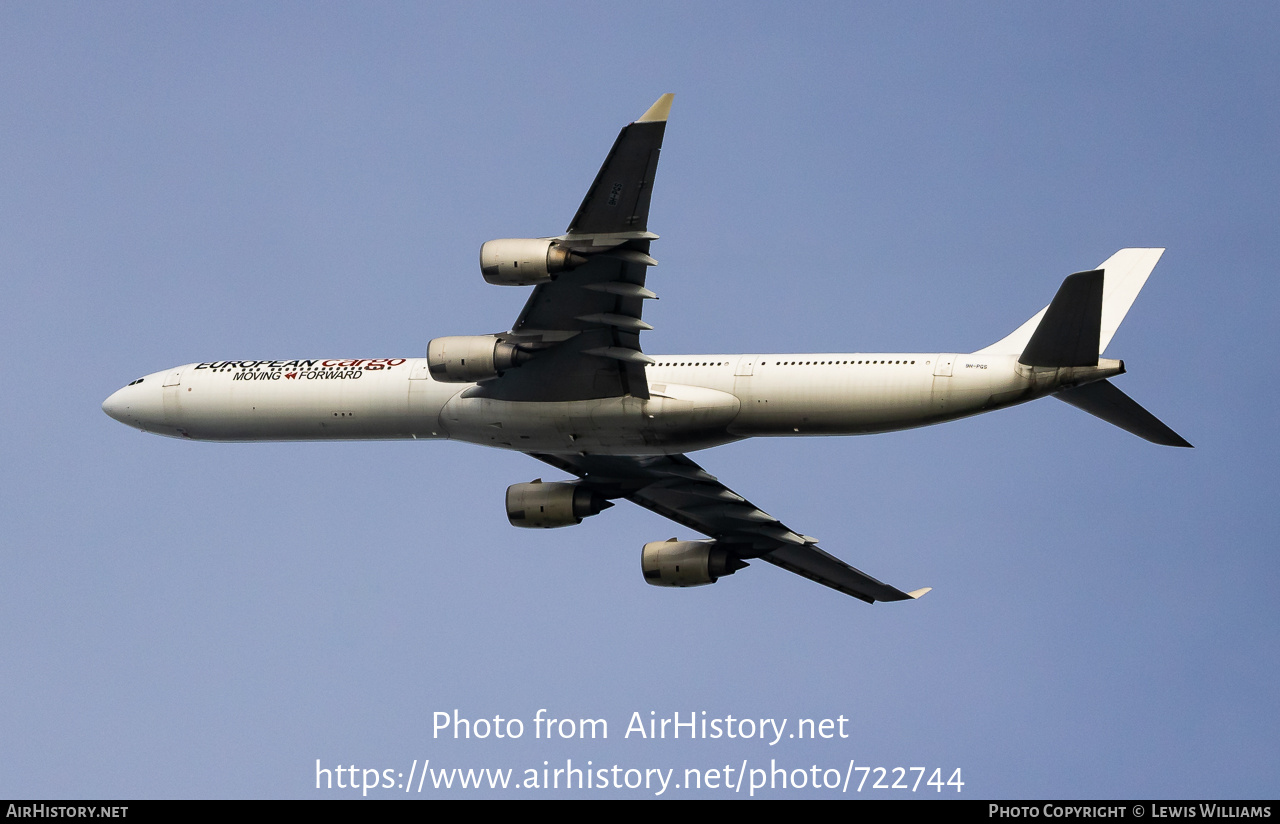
<box><xmin>529</xmin><ymin>452</ymin><xmax>930</xmax><ymax>604</ymax></box>
<box><xmin>481</xmin><ymin>95</ymin><xmax>673</xmax><ymax>403</ymax></box>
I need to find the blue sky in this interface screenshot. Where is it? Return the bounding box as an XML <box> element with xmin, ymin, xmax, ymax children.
<box><xmin>3</xmin><ymin>2</ymin><xmax>1277</xmax><ymax>798</ymax></box>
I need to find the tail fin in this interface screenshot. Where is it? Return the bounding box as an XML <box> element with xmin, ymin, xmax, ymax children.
<box><xmin>978</xmin><ymin>248</ymin><xmax>1165</xmax><ymax>358</ymax></box>
<box><xmin>977</xmin><ymin>248</ymin><xmax>1190</xmax><ymax>447</ymax></box>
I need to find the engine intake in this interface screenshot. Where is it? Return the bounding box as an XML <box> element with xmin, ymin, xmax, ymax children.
<box><xmin>480</xmin><ymin>238</ymin><xmax>586</xmax><ymax>286</ymax></box>
<box><xmin>506</xmin><ymin>480</ymin><xmax>613</xmax><ymax>528</ymax></box>
<box><xmin>427</xmin><ymin>335</ymin><xmax>529</xmax><ymax>383</ymax></box>
<box><xmin>641</xmin><ymin>540</ymin><xmax>747</xmax><ymax>587</ymax></box>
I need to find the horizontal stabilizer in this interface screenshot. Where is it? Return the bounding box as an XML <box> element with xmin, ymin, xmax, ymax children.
<box><xmin>1056</xmin><ymin>380</ymin><xmax>1192</xmax><ymax>447</ymax></box>
<box><xmin>1018</xmin><ymin>270</ymin><xmax>1103</xmax><ymax>367</ymax></box>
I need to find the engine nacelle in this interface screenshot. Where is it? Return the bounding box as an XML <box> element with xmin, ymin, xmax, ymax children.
<box><xmin>506</xmin><ymin>480</ymin><xmax>613</xmax><ymax>528</ymax></box>
<box><xmin>480</xmin><ymin>238</ymin><xmax>586</xmax><ymax>286</ymax></box>
<box><xmin>427</xmin><ymin>335</ymin><xmax>528</xmax><ymax>383</ymax></box>
<box><xmin>640</xmin><ymin>540</ymin><xmax>747</xmax><ymax>588</ymax></box>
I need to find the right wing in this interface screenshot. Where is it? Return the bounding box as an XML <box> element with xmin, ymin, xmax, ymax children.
<box><xmin>482</xmin><ymin>95</ymin><xmax>674</xmax><ymax>403</ymax></box>
<box><xmin>529</xmin><ymin>451</ymin><xmax>931</xmax><ymax>604</ymax></box>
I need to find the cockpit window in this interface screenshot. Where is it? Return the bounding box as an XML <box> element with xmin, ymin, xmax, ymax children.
<box><xmin>127</xmin><ymin>378</ymin><xmax>144</xmax><ymax>386</ymax></box>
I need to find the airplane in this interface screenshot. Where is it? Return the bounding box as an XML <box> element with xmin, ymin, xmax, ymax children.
<box><xmin>102</xmin><ymin>93</ymin><xmax>1191</xmax><ymax>604</ymax></box>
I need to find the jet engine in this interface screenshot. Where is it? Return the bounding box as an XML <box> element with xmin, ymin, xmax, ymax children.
<box><xmin>480</xmin><ymin>238</ymin><xmax>587</xmax><ymax>286</ymax></box>
<box><xmin>427</xmin><ymin>335</ymin><xmax>530</xmax><ymax>383</ymax></box>
<box><xmin>640</xmin><ymin>539</ymin><xmax>748</xmax><ymax>587</ymax></box>
<box><xmin>506</xmin><ymin>480</ymin><xmax>614</xmax><ymax>528</ymax></box>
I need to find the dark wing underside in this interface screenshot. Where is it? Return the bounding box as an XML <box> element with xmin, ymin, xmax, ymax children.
<box><xmin>528</xmin><ymin>452</ymin><xmax>929</xmax><ymax>604</ymax></box>
<box><xmin>471</xmin><ymin>96</ymin><xmax>928</xmax><ymax>604</ymax></box>
<box><xmin>482</xmin><ymin>95</ymin><xmax>674</xmax><ymax>403</ymax></box>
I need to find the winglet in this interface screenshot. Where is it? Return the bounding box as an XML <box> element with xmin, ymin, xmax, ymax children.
<box><xmin>637</xmin><ymin>93</ymin><xmax>674</xmax><ymax>123</ymax></box>
<box><xmin>906</xmin><ymin>587</ymin><xmax>932</xmax><ymax>599</ymax></box>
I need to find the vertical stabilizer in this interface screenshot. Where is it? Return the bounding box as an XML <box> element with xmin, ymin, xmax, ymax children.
<box><xmin>1094</xmin><ymin>248</ymin><xmax>1164</xmax><ymax>352</ymax></box>
<box><xmin>977</xmin><ymin>248</ymin><xmax>1188</xmax><ymax>447</ymax></box>
<box><xmin>977</xmin><ymin>248</ymin><xmax>1165</xmax><ymax>357</ymax></box>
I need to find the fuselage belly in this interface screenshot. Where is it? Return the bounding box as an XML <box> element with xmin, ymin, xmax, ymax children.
<box><xmin>102</xmin><ymin>351</ymin><xmax>1080</xmax><ymax>455</ymax></box>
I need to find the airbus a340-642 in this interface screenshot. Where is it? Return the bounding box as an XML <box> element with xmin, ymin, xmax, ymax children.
<box><xmin>103</xmin><ymin>94</ymin><xmax>1190</xmax><ymax>604</ymax></box>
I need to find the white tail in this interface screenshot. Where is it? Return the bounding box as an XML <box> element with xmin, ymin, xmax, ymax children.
<box><xmin>977</xmin><ymin>248</ymin><xmax>1165</xmax><ymax>356</ymax></box>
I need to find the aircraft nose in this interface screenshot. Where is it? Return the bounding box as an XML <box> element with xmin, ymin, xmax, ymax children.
<box><xmin>102</xmin><ymin>377</ymin><xmax>166</xmax><ymax>432</ymax></box>
<box><xmin>102</xmin><ymin>387</ymin><xmax>129</xmax><ymax>424</ymax></box>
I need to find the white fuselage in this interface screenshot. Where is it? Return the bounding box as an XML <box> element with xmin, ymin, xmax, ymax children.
<box><xmin>102</xmin><ymin>353</ymin><xmax>1121</xmax><ymax>455</ymax></box>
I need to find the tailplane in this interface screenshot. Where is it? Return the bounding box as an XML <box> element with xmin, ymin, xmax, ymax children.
<box><xmin>977</xmin><ymin>248</ymin><xmax>1190</xmax><ymax>447</ymax></box>
<box><xmin>979</xmin><ymin>248</ymin><xmax>1165</xmax><ymax>359</ymax></box>
<box><xmin>1017</xmin><ymin>269</ymin><xmax>1104</xmax><ymax>367</ymax></box>
<box><xmin>1056</xmin><ymin>380</ymin><xmax>1192</xmax><ymax>447</ymax></box>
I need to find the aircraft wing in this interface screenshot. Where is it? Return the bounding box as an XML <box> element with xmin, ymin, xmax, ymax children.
<box><xmin>528</xmin><ymin>451</ymin><xmax>930</xmax><ymax>604</ymax></box>
<box><xmin>483</xmin><ymin>95</ymin><xmax>673</xmax><ymax>403</ymax></box>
